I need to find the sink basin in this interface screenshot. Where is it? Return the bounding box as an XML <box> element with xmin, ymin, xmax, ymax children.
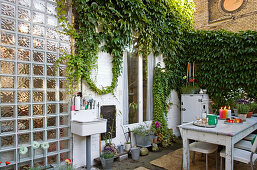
<box><xmin>71</xmin><ymin>110</ymin><xmax>98</xmax><ymax>122</ymax></box>
<box><xmin>71</xmin><ymin>118</ymin><xmax>107</xmax><ymax>136</ymax></box>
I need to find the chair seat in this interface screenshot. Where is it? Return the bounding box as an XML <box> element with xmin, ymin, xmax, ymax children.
<box><xmin>235</xmin><ymin>140</ymin><xmax>252</xmax><ymax>151</ymax></box>
<box><xmin>220</xmin><ymin>148</ymin><xmax>257</xmax><ymax>164</ymax></box>
<box><xmin>244</xmin><ymin>134</ymin><xmax>256</xmax><ymax>141</ymax></box>
<box><xmin>189</xmin><ymin>142</ymin><xmax>218</xmax><ymax>154</ymax></box>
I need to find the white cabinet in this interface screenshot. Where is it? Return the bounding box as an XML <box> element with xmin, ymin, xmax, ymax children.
<box><xmin>181</xmin><ymin>94</ymin><xmax>209</xmax><ymax>124</ymax></box>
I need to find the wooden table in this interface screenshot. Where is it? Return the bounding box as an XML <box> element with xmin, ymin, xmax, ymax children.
<box><xmin>179</xmin><ymin>117</ymin><xmax>257</xmax><ymax>170</ymax></box>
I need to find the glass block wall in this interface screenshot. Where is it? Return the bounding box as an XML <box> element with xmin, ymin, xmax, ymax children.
<box><xmin>0</xmin><ymin>0</ymin><xmax>71</xmax><ymax>168</ymax></box>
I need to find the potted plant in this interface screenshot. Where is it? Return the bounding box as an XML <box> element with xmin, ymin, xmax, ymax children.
<box><xmin>133</xmin><ymin>124</ymin><xmax>154</xmax><ymax>147</ymax></box>
<box><xmin>236</xmin><ymin>103</ymin><xmax>250</xmax><ymax>121</ymax></box>
<box><xmin>100</xmin><ymin>151</ymin><xmax>114</xmax><ymax>170</ymax></box>
<box><xmin>248</xmin><ymin>103</ymin><xmax>257</xmax><ymax>117</ymax></box>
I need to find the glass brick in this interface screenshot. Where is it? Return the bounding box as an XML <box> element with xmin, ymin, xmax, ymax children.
<box><xmin>1</xmin><ymin>32</ymin><xmax>15</xmax><ymax>45</ymax></box>
<box><xmin>60</xmin><ymin>140</ymin><xmax>69</xmax><ymax>150</ymax></box>
<box><xmin>48</xmin><ymin>155</ymin><xmax>57</xmax><ymax>164</ymax></box>
<box><xmin>33</xmin><ymin>91</ymin><xmax>44</xmax><ymax>102</ymax></box>
<box><xmin>47</xmin><ymin>129</ymin><xmax>56</xmax><ymax>139</ymax></box>
<box><xmin>33</xmin><ymin>38</ymin><xmax>44</xmax><ymax>50</ymax></box>
<box><xmin>18</xmin><ymin>91</ymin><xmax>30</xmax><ymax>103</ymax></box>
<box><xmin>48</xmin><ymin>142</ymin><xmax>57</xmax><ymax>152</ymax></box>
<box><xmin>34</xmin><ymin>158</ymin><xmax>44</xmax><ymax>167</ymax></box>
<box><xmin>47</xmin><ymin>104</ymin><xmax>56</xmax><ymax>114</ymax></box>
<box><xmin>47</xmin><ymin>65</ymin><xmax>56</xmax><ymax>76</ymax></box>
<box><xmin>59</xmin><ymin>79</ymin><xmax>66</xmax><ymax>89</ymax></box>
<box><xmin>59</xmin><ymin>66</ymin><xmax>66</xmax><ymax>76</ymax></box>
<box><xmin>47</xmin><ymin>2</ymin><xmax>56</xmax><ymax>15</ymax></box>
<box><xmin>1</xmin><ymin>3</ymin><xmax>15</xmax><ymax>17</ymax></box>
<box><xmin>19</xmin><ymin>162</ymin><xmax>31</xmax><ymax>170</ymax></box>
<box><xmin>47</xmin><ymin>116</ymin><xmax>56</xmax><ymax>127</ymax></box>
<box><xmin>33</xmin><ymin>25</ymin><xmax>44</xmax><ymax>37</ymax></box>
<box><xmin>47</xmin><ymin>15</ymin><xmax>57</xmax><ymax>26</ymax></box>
<box><xmin>18</xmin><ymin>49</ymin><xmax>31</xmax><ymax>61</ymax></box>
<box><xmin>18</xmin><ymin>35</ymin><xmax>30</xmax><ymax>47</ymax></box>
<box><xmin>47</xmin><ymin>40</ymin><xmax>57</xmax><ymax>52</ymax></box>
<box><xmin>33</xmin><ymin>0</ymin><xmax>45</xmax><ymax>12</ymax></box>
<box><xmin>1</xmin><ymin>61</ymin><xmax>14</xmax><ymax>74</ymax></box>
<box><xmin>33</xmin><ymin>131</ymin><xmax>44</xmax><ymax>141</ymax></box>
<box><xmin>1</xmin><ymin>91</ymin><xmax>14</xmax><ymax>103</ymax></box>
<box><xmin>18</xmin><ymin>77</ymin><xmax>30</xmax><ymax>89</ymax></box>
<box><xmin>33</xmin><ymin>117</ymin><xmax>44</xmax><ymax>129</ymax></box>
<box><xmin>1</xmin><ymin>47</ymin><xmax>15</xmax><ymax>59</ymax></box>
<box><xmin>33</xmin><ymin>78</ymin><xmax>44</xmax><ymax>88</ymax></box>
<box><xmin>4</xmin><ymin>0</ymin><xmax>15</xmax><ymax>3</ymax></box>
<box><xmin>59</xmin><ymin>91</ymin><xmax>67</xmax><ymax>101</ymax></box>
<box><xmin>47</xmin><ymin>91</ymin><xmax>55</xmax><ymax>101</ymax></box>
<box><xmin>1</xmin><ymin>120</ymin><xmax>14</xmax><ymax>133</ymax></box>
<box><xmin>33</xmin><ymin>104</ymin><xmax>44</xmax><ymax>115</ymax></box>
<box><xmin>18</xmin><ymin>0</ymin><xmax>31</xmax><ymax>7</ymax></box>
<box><xmin>18</xmin><ymin>22</ymin><xmax>30</xmax><ymax>34</ymax></box>
<box><xmin>60</xmin><ymin>103</ymin><xmax>68</xmax><ymax>113</ymax></box>
<box><xmin>18</xmin><ymin>63</ymin><xmax>30</xmax><ymax>75</ymax></box>
<box><xmin>18</xmin><ymin>119</ymin><xmax>30</xmax><ymax>131</ymax></box>
<box><xmin>59</xmin><ymin>43</ymin><xmax>70</xmax><ymax>53</ymax></box>
<box><xmin>1</xmin><ymin>150</ymin><xmax>15</xmax><ymax>162</ymax></box>
<box><xmin>18</xmin><ymin>133</ymin><xmax>30</xmax><ymax>145</ymax></box>
<box><xmin>33</xmin><ymin>51</ymin><xmax>44</xmax><ymax>62</ymax></box>
<box><xmin>18</xmin><ymin>7</ymin><xmax>31</xmax><ymax>21</ymax></box>
<box><xmin>18</xmin><ymin>105</ymin><xmax>30</xmax><ymax>117</ymax></box>
<box><xmin>46</xmin><ymin>28</ymin><xmax>57</xmax><ymax>39</ymax></box>
<box><xmin>33</xmin><ymin>12</ymin><xmax>45</xmax><ymax>24</ymax></box>
<box><xmin>60</xmin><ymin>152</ymin><xmax>69</xmax><ymax>162</ymax></box>
<box><xmin>20</xmin><ymin>147</ymin><xmax>30</xmax><ymax>159</ymax></box>
<box><xmin>1</xmin><ymin>17</ymin><xmax>15</xmax><ymax>31</ymax></box>
<box><xmin>60</xmin><ymin>127</ymin><xmax>68</xmax><ymax>138</ymax></box>
<box><xmin>0</xmin><ymin>76</ymin><xmax>14</xmax><ymax>88</ymax></box>
<box><xmin>47</xmin><ymin>53</ymin><xmax>57</xmax><ymax>63</ymax></box>
<box><xmin>1</xmin><ymin>135</ymin><xmax>15</xmax><ymax>148</ymax></box>
<box><xmin>60</xmin><ymin>116</ymin><xmax>68</xmax><ymax>126</ymax></box>
<box><xmin>1</xmin><ymin>105</ymin><xmax>14</xmax><ymax>117</ymax></box>
<box><xmin>33</xmin><ymin>64</ymin><xmax>44</xmax><ymax>75</ymax></box>
<box><xmin>59</xmin><ymin>33</ymin><xmax>70</xmax><ymax>42</ymax></box>
<box><xmin>47</xmin><ymin>79</ymin><xmax>56</xmax><ymax>88</ymax></box>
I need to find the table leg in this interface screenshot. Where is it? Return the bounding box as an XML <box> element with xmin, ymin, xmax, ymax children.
<box><xmin>182</xmin><ymin>134</ymin><xmax>190</xmax><ymax>170</ymax></box>
<box><xmin>225</xmin><ymin>139</ymin><xmax>234</xmax><ymax>170</ymax></box>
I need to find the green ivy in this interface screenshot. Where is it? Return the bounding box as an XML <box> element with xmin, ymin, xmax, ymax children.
<box><xmin>56</xmin><ymin>0</ymin><xmax>195</xmax><ymax>96</ymax></box>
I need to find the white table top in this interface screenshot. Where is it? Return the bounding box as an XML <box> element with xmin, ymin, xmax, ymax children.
<box><xmin>179</xmin><ymin>117</ymin><xmax>257</xmax><ymax>137</ymax></box>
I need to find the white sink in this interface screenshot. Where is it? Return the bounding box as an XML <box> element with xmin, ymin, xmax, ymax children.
<box><xmin>71</xmin><ymin>110</ymin><xmax>98</xmax><ymax>122</ymax></box>
<box><xmin>71</xmin><ymin>118</ymin><xmax>107</xmax><ymax>136</ymax></box>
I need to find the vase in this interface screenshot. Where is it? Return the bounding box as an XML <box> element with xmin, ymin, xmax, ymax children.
<box><xmin>100</xmin><ymin>157</ymin><xmax>114</xmax><ymax>170</ymax></box>
<box><xmin>238</xmin><ymin>114</ymin><xmax>247</xmax><ymax>121</ymax></box>
<box><xmin>124</xmin><ymin>143</ymin><xmax>131</xmax><ymax>152</ymax></box>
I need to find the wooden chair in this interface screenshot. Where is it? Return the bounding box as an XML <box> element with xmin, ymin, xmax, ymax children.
<box><xmin>220</xmin><ymin>136</ymin><xmax>257</xmax><ymax>170</ymax></box>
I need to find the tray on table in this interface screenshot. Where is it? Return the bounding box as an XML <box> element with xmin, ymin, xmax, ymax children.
<box><xmin>193</xmin><ymin>120</ymin><xmax>216</xmax><ymax>128</ymax></box>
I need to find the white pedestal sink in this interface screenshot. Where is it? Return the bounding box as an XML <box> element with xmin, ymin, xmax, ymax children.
<box><xmin>71</xmin><ymin>110</ymin><xmax>107</xmax><ymax>169</ymax></box>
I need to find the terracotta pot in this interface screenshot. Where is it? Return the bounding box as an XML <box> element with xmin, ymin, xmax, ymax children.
<box><xmin>247</xmin><ymin>112</ymin><xmax>253</xmax><ymax>118</ymax></box>
<box><xmin>153</xmin><ymin>137</ymin><xmax>158</xmax><ymax>144</ymax></box>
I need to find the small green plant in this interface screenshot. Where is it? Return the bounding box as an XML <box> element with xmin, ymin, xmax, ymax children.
<box><xmin>101</xmin><ymin>152</ymin><xmax>114</xmax><ymax>159</ymax></box>
<box><xmin>236</xmin><ymin>104</ymin><xmax>250</xmax><ymax>114</ymax></box>
<box><xmin>133</xmin><ymin>124</ymin><xmax>154</xmax><ymax>137</ymax></box>
<box><xmin>181</xmin><ymin>85</ymin><xmax>200</xmax><ymax>94</ymax></box>
<box><xmin>250</xmin><ymin>103</ymin><xmax>257</xmax><ymax>113</ymax></box>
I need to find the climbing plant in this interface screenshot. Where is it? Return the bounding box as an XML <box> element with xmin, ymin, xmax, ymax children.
<box><xmin>56</xmin><ymin>0</ymin><xmax>195</xmax><ymax>96</ymax></box>
<box><xmin>164</xmin><ymin>30</ymin><xmax>257</xmax><ymax>108</ymax></box>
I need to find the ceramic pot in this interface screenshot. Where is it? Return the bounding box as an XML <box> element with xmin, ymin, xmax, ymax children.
<box><xmin>247</xmin><ymin>112</ymin><xmax>253</xmax><ymax>118</ymax></box>
<box><xmin>124</xmin><ymin>143</ymin><xmax>131</xmax><ymax>151</ymax></box>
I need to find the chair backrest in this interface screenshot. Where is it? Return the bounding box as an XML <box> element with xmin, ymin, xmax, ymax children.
<box><xmin>251</xmin><ymin>135</ymin><xmax>257</xmax><ymax>153</ymax></box>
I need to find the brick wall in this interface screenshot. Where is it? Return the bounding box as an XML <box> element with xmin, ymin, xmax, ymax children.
<box><xmin>193</xmin><ymin>0</ymin><xmax>257</xmax><ymax>31</ymax></box>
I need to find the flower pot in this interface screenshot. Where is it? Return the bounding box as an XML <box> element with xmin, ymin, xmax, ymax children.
<box><xmin>130</xmin><ymin>147</ymin><xmax>140</xmax><ymax>161</ymax></box>
<box><xmin>100</xmin><ymin>157</ymin><xmax>114</xmax><ymax>170</ymax></box>
<box><xmin>247</xmin><ymin>112</ymin><xmax>253</xmax><ymax>118</ymax></box>
<box><xmin>124</xmin><ymin>143</ymin><xmax>131</xmax><ymax>152</ymax></box>
<box><xmin>238</xmin><ymin>114</ymin><xmax>247</xmax><ymax>121</ymax></box>
<box><xmin>135</xmin><ymin>134</ymin><xmax>153</xmax><ymax>147</ymax></box>
<box><xmin>153</xmin><ymin>136</ymin><xmax>158</xmax><ymax>144</ymax></box>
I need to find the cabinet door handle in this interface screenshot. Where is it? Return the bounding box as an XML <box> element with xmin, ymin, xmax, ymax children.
<box><xmin>182</xmin><ymin>108</ymin><xmax>186</xmax><ymax>111</ymax></box>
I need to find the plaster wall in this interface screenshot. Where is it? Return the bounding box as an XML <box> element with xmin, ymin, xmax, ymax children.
<box><xmin>72</xmin><ymin>52</ymin><xmax>181</xmax><ymax>168</ymax></box>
